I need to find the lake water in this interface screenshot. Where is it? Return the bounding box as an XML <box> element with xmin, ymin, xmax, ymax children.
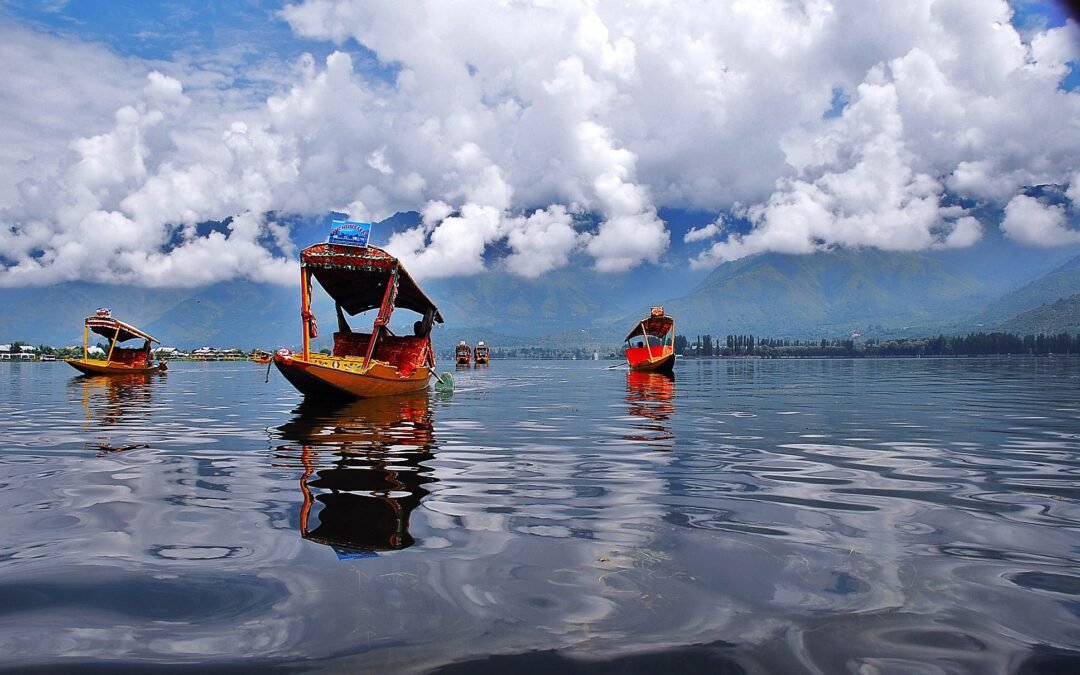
<box><xmin>1</xmin><ymin>358</ymin><xmax>1078</xmax><ymax>673</ymax></box>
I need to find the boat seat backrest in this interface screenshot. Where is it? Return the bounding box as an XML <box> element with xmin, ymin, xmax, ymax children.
<box><xmin>375</xmin><ymin>336</ymin><xmax>428</xmax><ymax>377</ymax></box>
<box><xmin>110</xmin><ymin>347</ymin><xmax>148</xmax><ymax>365</ymax></box>
<box><xmin>332</xmin><ymin>332</ymin><xmax>429</xmax><ymax>376</ymax></box>
<box><xmin>333</xmin><ymin>332</ymin><xmax>372</xmax><ymax>357</ymax></box>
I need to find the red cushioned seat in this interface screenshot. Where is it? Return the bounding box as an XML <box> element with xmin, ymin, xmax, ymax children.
<box><xmin>331</xmin><ymin>332</ymin><xmax>428</xmax><ymax>376</ymax></box>
<box><xmin>110</xmin><ymin>347</ymin><xmax>149</xmax><ymax>366</ymax></box>
<box><xmin>374</xmin><ymin>336</ymin><xmax>428</xmax><ymax>377</ymax></box>
<box><xmin>333</xmin><ymin>332</ymin><xmax>372</xmax><ymax>357</ymax></box>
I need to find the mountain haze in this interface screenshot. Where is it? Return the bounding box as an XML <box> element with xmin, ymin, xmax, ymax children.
<box><xmin>630</xmin><ymin>248</ymin><xmax>1034</xmax><ymax>338</ymax></box>
<box><xmin>975</xmin><ymin>256</ymin><xmax>1080</xmax><ymax>326</ymax></box>
<box><xmin>3</xmin><ymin>218</ymin><xmax>1080</xmax><ymax>350</ymax></box>
<box><xmin>1000</xmin><ymin>294</ymin><xmax>1080</xmax><ymax>335</ymax></box>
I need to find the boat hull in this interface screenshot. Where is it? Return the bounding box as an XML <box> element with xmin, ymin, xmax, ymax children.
<box><xmin>66</xmin><ymin>358</ymin><xmax>167</xmax><ymax>375</ymax></box>
<box><xmin>627</xmin><ymin>350</ymin><xmax>675</xmax><ymax>374</ymax></box>
<box><xmin>274</xmin><ymin>353</ymin><xmax>432</xmax><ymax>399</ymax></box>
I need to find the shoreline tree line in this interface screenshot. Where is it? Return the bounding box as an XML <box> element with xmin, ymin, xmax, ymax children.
<box><xmin>675</xmin><ymin>332</ymin><xmax>1079</xmax><ymax>358</ymax></box>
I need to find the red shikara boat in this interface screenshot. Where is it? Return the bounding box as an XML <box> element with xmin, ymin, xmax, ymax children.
<box><xmin>274</xmin><ymin>222</ymin><xmax>444</xmax><ymax>400</ymax></box>
<box><xmin>623</xmin><ymin>306</ymin><xmax>676</xmax><ymax>374</ymax></box>
<box><xmin>65</xmin><ymin>309</ymin><xmax>167</xmax><ymax>375</ymax></box>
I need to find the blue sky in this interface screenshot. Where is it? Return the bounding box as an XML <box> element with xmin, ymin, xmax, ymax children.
<box><xmin>3</xmin><ymin>0</ymin><xmax>299</xmax><ymax>60</ymax></box>
<box><xmin>0</xmin><ymin>0</ymin><xmax>397</xmax><ymax>83</ymax></box>
<box><xmin>4</xmin><ymin>0</ymin><xmax>1073</xmax><ymax>58</ymax></box>
<box><xmin>0</xmin><ymin>0</ymin><xmax>1078</xmax><ymax>287</ymax></box>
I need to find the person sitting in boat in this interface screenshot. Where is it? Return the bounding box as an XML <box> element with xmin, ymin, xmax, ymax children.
<box><xmin>413</xmin><ymin>308</ymin><xmax>435</xmax><ymax>338</ymax></box>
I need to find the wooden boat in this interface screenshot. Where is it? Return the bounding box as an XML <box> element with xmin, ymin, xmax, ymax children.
<box><xmin>250</xmin><ymin>349</ymin><xmax>272</xmax><ymax>364</ymax></box>
<box><xmin>473</xmin><ymin>340</ymin><xmax>489</xmax><ymax>364</ymax></box>
<box><xmin>624</xmin><ymin>306</ymin><xmax>676</xmax><ymax>374</ymax></box>
<box><xmin>65</xmin><ymin>308</ymin><xmax>167</xmax><ymax>375</ymax></box>
<box><xmin>455</xmin><ymin>341</ymin><xmax>472</xmax><ymax>365</ymax></box>
<box><xmin>274</xmin><ymin>221</ymin><xmax>444</xmax><ymax>400</ymax></box>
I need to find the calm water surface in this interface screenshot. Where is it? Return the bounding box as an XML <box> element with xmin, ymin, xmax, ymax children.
<box><xmin>1</xmin><ymin>358</ymin><xmax>1078</xmax><ymax>673</ymax></box>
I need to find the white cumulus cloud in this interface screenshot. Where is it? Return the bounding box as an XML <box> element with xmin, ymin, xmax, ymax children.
<box><xmin>1001</xmin><ymin>194</ymin><xmax>1080</xmax><ymax>246</ymax></box>
<box><xmin>1</xmin><ymin>0</ymin><xmax>1078</xmax><ymax>286</ymax></box>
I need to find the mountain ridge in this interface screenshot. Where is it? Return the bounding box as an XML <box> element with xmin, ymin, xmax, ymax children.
<box><xmin>3</xmin><ymin>217</ymin><xmax>1080</xmax><ymax>350</ymax></box>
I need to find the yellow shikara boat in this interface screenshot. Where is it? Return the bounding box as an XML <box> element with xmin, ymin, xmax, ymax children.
<box><xmin>274</xmin><ymin>222</ymin><xmax>444</xmax><ymax>400</ymax></box>
<box><xmin>250</xmin><ymin>349</ymin><xmax>273</xmax><ymax>364</ymax></box>
<box><xmin>66</xmin><ymin>309</ymin><xmax>167</xmax><ymax>375</ymax></box>
<box><xmin>624</xmin><ymin>306</ymin><xmax>676</xmax><ymax>374</ymax></box>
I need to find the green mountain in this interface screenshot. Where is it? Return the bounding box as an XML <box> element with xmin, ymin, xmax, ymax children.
<box><xmin>999</xmin><ymin>294</ymin><xmax>1080</xmax><ymax>335</ymax></box>
<box><xmin>638</xmin><ymin>248</ymin><xmax>996</xmax><ymax>338</ymax></box>
<box><xmin>428</xmin><ymin>267</ymin><xmax>637</xmax><ymax>339</ymax></box>
<box><xmin>4</xmin><ymin>238</ymin><xmax>1080</xmax><ymax>351</ymax></box>
<box><xmin>142</xmin><ymin>281</ymin><xmax>297</xmax><ymax>349</ymax></box>
<box><xmin>0</xmin><ymin>283</ymin><xmax>191</xmax><ymax>347</ymax></box>
<box><xmin>975</xmin><ymin>255</ymin><xmax>1080</xmax><ymax>326</ymax></box>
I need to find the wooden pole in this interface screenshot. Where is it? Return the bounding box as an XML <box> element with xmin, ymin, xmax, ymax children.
<box><xmin>301</xmin><ymin>267</ymin><xmax>311</xmax><ymax>361</ymax></box>
<box><xmin>642</xmin><ymin>322</ymin><xmax>654</xmax><ymax>360</ymax></box>
<box><xmin>106</xmin><ymin>325</ymin><xmax>119</xmax><ymax>363</ymax></box>
<box><xmin>299</xmin><ymin>446</ymin><xmax>314</xmax><ymax>537</ymax></box>
<box><xmin>363</xmin><ymin>269</ymin><xmax>398</xmax><ymax>370</ymax></box>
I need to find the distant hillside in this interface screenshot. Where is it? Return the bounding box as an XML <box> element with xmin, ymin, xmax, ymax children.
<box><xmin>638</xmin><ymin>248</ymin><xmax>996</xmax><ymax>338</ymax></box>
<box><xmin>0</xmin><ymin>283</ymin><xmax>192</xmax><ymax>347</ymax></box>
<box><xmin>428</xmin><ymin>266</ymin><xmax>641</xmax><ymax>341</ymax></box>
<box><xmin>143</xmin><ymin>281</ymin><xmax>297</xmax><ymax>349</ymax></box>
<box><xmin>999</xmin><ymin>294</ymin><xmax>1080</xmax><ymax>335</ymax></box>
<box><xmin>3</xmin><ymin>211</ymin><xmax>1080</xmax><ymax>350</ymax></box>
<box><xmin>976</xmin><ymin>255</ymin><xmax>1080</xmax><ymax>326</ymax></box>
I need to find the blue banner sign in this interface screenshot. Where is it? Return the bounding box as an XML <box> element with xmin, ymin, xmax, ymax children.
<box><xmin>329</xmin><ymin>220</ymin><xmax>372</xmax><ymax>247</ymax></box>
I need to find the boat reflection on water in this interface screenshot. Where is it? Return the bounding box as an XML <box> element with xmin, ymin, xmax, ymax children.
<box><xmin>70</xmin><ymin>373</ymin><xmax>156</xmax><ymax>453</ymax></box>
<box><xmin>624</xmin><ymin>370</ymin><xmax>675</xmax><ymax>450</ymax></box>
<box><xmin>276</xmin><ymin>394</ymin><xmax>437</xmax><ymax>559</ymax></box>
<box><xmin>72</xmin><ymin>373</ymin><xmax>155</xmax><ymax>427</ymax></box>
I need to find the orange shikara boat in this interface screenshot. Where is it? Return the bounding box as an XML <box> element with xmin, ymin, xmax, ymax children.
<box><xmin>274</xmin><ymin>222</ymin><xmax>444</xmax><ymax>400</ymax></box>
<box><xmin>65</xmin><ymin>309</ymin><xmax>168</xmax><ymax>375</ymax></box>
<box><xmin>455</xmin><ymin>341</ymin><xmax>471</xmax><ymax>365</ymax></box>
<box><xmin>473</xmin><ymin>340</ymin><xmax>489</xmax><ymax>364</ymax></box>
<box><xmin>623</xmin><ymin>306</ymin><xmax>676</xmax><ymax>374</ymax></box>
<box><xmin>250</xmin><ymin>349</ymin><xmax>273</xmax><ymax>364</ymax></box>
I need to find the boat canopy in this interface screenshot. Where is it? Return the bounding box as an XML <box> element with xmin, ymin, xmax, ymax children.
<box><xmin>85</xmin><ymin>315</ymin><xmax>158</xmax><ymax>344</ymax></box>
<box><xmin>301</xmin><ymin>243</ymin><xmax>444</xmax><ymax>322</ymax></box>
<box><xmin>624</xmin><ymin>315</ymin><xmax>674</xmax><ymax>342</ymax></box>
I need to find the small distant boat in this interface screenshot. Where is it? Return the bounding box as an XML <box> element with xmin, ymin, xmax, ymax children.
<box><xmin>455</xmin><ymin>341</ymin><xmax>472</xmax><ymax>365</ymax></box>
<box><xmin>624</xmin><ymin>306</ymin><xmax>676</xmax><ymax>374</ymax></box>
<box><xmin>473</xmin><ymin>340</ymin><xmax>489</xmax><ymax>364</ymax></box>
<box><xmin>65</xmin><ymin>308</ymin><xmax>168</xmax><ymax>375</ymax></box>
<box><xmin>251</xmin><ymin>349</ymin><xmax>273</xmax><ymax>364</ymax></box>
<box><xmin>274</xmin><ymin>220</ymin><xmax>444</xmax><ymax>399</ymax></box>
